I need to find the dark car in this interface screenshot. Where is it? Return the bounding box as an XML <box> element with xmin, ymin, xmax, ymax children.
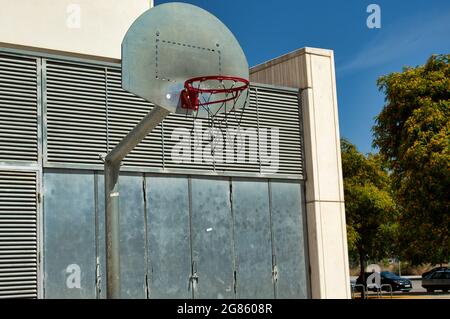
<box><xmin>356</xmin><ymin>271</ymin><xmax>412</xmax><ymax>292</ymax></box>
<box><xmin>422</xmin><ymin>266</ymin><xmax>448</xmax><ymax>279</ymax></box>
<box><xmin>422</xmin><ymin>270</ymin><xmax>450</xmax><ymax>292</ymax></box>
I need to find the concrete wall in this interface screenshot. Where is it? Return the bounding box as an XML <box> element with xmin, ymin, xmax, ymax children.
<box><xmin>251</xmin><ymin>47</ymin><xmax>351</xmax><ymax>299</ymax></box>
<box><xmin>0</xmin><ymin>0</ymin><xmax>152</xmax><ymax>59</ymax></box>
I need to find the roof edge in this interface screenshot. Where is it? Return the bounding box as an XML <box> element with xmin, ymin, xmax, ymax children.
<box><xmin>250</xmin><ymin>47</ymin><xmax>333</xmax><ymax>73</ymax></box>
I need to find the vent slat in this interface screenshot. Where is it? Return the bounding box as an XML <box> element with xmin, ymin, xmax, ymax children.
<box><xmin>0</xmin><ymin>170</ymin><xmax>37</xmax><ymax>299</ymax></box>
<box><xmin>0</xmin><ymin>54</ymin><xmax>38</xmax><ymax>163</ymax></box>
<box><xmin>46</xmin><ymin>60</ymin><xmax>107</xmax><ymax>165</ymax></box>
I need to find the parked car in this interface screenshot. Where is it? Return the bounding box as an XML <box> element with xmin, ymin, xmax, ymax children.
<box><xmin>422</xmin><ymin>266</ymin><xmax>448</xmax><ymax>279</ymax></box>
<box><xmin>356</xmin><ymin>271</ymin><xmax>412</xmax><ymax>292</ymax></box>
<box><xmin>422</xmin><ymin>270</ymin><xmax>450</xmax><ymax>293</ymax></box>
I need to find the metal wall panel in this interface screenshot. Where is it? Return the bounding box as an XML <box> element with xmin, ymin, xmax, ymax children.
<box><xmin>257</xmin><ymin>88</ymin><xmax>303</xmax><ymax>175</ymax></box>
<box><xmin>0</xmin><ymin>170</ymin><xmax>38</xmax><ymax>299</ymax></box>
<box><xmin>45</xmin><ymin>60</ymin><xmax>107</xmax><ymax>165</ymax></box>
<box><xmin>107</xmin><ymin>68</ymin><xmax>164</xmax><ymax>168</ymax></box>
<box><xmin>43</xmin><ymin>171</ymin><xmax>96</xmax><ymax>298</ymax></box>
<box><xmin>270</xmin><ymin>181</ymin><xmax>308</xmax><ymax>298</ymax></box>
<box><xmin>190</xmin><ymin>177</ymin><xmax>234</xmax><ymax>299</ymax></box>
<box><xmin>232</xmin><ymin>179</ymin><xmax>274</xmax><ymax>298</ymax></box>
<box><xmin>145</xmin><ymin>175</ymin><xmax>192</xmax><ymax>298</ymax></box>
<box><xmin>117</xmin><ymin>174</ymin><xmax>147</xmax><ymax>298</ymax></box>
<box><xmin>94</xmin><ymin>173</ymin><xmax>148</xmax><ymax>299</ymax></box>
<box><xmin>0</xmin><ymin>54</ymin><xmax>38</xmax><ymax>163</ymax></box>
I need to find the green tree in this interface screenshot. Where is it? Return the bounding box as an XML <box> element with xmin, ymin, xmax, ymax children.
<box><xmin>341</xmin><ymin>139</ymin><xmax>397</xmax><ymax>278</ymax></box>
<box><xmin>373</xmin><ymin>54</ymin><xmax>450</xmax><ymax>265</ymax></box>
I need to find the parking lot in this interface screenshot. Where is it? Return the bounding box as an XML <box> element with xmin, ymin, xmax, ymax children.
<box><xmin>351</xmin><ymin>276</ymin><xmax>450</xmax><ymax>299</ymax></box>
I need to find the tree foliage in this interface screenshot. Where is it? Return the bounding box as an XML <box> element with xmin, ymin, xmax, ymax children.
<box><xmin>341</xmin><ymin>139</ymin><xmax>397</xmax><ymax>276</ymax></box>
<box><xmin>373</xmin><ymin>54</ymin><xmax>450</xmax><ymax>264</ymax></box>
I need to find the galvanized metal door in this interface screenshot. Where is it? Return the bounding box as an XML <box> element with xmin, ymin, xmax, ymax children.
<box><xmin>270</xmin><ymin>181</ymin><xmax>308</xmax><ymax>298</ymax></box>
<box><xmin>190</xmin><ymin>177</ymin><xmax>235</xmax><ymax>299</ymax></box>
<box><xmin>232</xmin><ymin>179</ymin><xmax>275</xmax><ymax>298</ymax></box>
<box><xmin>96</xmin><ymin>173</ymin><xmax>148</xmax><ymax>299</ymax></box>
<box><xmin>145</xmin><ymin>175</ymin><xmax>192</xmax><ymax>298</ymax></box>
<box><xmin>43</xmin><ymin>170</ymin><xmax>96</xmax><ymax>298</ymax></box>
<box><xmin>117</xmin><ymin>174</ymin><xmax>147</xmax><ymax>298</ymax></box>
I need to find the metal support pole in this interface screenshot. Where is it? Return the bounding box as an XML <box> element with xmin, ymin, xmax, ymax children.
<box><xmin>104</xmin><ymin>161</ymin><xmax>121</xmax><ymax>299</ymax></box>
<box><xmin>104</xmin><ymin>105</ymin><xmax>170</xmax><ymax>298</ymax></box>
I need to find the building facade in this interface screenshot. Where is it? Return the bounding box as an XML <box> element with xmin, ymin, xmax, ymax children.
<box><xmin>0</xmin><ymin>1</ymin><xmax>349</xmax><ymax>299</ymax></box>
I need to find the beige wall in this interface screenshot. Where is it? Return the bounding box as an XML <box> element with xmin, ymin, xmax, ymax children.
<box><xmin>251</xmin><ymin>47</ymin><xmax>351</xmax><ymax>299</ymax></box>
<box><xmin>0</xmin><ymin>0</ymin><xmax>152</xmax><ymax>59</ymax></box>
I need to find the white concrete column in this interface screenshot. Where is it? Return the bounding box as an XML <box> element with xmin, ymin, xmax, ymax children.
<box><xmin>300</xmin><ymin>48</ymin><xmax>350</xmax><ymax>298</ymax></box>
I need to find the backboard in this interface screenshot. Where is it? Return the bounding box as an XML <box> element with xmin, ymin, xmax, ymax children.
<box><xmin>122</xmin><ymin>2</ymin><xmax>249</xmax><ymax>118</ymax></box>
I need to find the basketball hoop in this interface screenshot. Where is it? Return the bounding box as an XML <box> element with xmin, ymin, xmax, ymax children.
<box><xmin>181</xmin><ymin>75</ymin><xmax>249</xmax><ymax>111</ymax></box>
<box><xmin>180</xmin><ymin>75</ymin><xmax>250</xmax><ymax>167</ymax></box>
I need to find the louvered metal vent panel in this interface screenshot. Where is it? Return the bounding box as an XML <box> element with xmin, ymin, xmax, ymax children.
<box><xmin>213</xmin><ymin>87</ymin><xmax>260</xmax><ymax>173</ymax></box>
<box><xmin>41</xmin><ymin>57</ymin><xmax>303</xmax><ymax>177</ymax></box>
<box><xmin>107</xmin><ymin>68</ymin><xmax>163</xmax><ymax>168</ymax></box>
<box><xmin>0</xmin><ymin>171</ymin><xmax>38</xmax><ymax>299</ymax></box>
<box><xmin>257</xmin><ymin>88</ymin><xmax>302</xmax><ymax>175</ymax></box>
<box><xmin>163</xmin><ymin>114</ymin><xmax>213</xmax><ymax>171</ymax></box>
<box><xmin>0</xmin><ymin>54</ymin><xmax>38</xmax><ymax>162</ymax></box>
<box><xmin>45</xmin><ymin>60</ymin><xmax>107</xmax><ymax>165</ymax></box>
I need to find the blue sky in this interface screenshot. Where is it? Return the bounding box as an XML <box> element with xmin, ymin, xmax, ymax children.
<box><xmin>156</xmin><ymin>0</ymin><xmax>450</xmax><ymax>154</ymax></box>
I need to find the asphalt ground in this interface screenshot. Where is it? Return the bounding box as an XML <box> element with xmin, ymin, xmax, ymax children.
<box><xmin>359</xmin><ymin>292</ymin><xmax>450</xmax><ymax>299</ymax></box>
